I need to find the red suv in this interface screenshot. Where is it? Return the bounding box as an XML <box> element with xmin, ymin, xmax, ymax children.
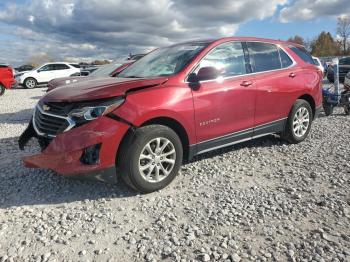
<box><xmin>19</xmin><ymin>37</ymin><xmax>322</xmax><ymax>193</ymax></box>
<box><xmin>0</xmin><ymin>64</ymin><xmax>15</xmax><ymax>96</ymax></box>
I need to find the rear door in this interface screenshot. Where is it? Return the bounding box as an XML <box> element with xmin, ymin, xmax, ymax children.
<box><xmin>191</xmin><ymin>41</ymin><xmax>256</xmax><ymax>153</ymax></box>
<box><xmin>246</xmin><ymin>42</ymin><xmax>303</xmax><ymax>135</ymax></box>
<box><xmin>52</xmin><ymin>64</ymin><xmax>72</xmax><ymax>79</ymax></box>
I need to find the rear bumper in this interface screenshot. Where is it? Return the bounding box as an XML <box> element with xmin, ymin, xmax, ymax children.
<box><xmin>20</xmin><ymin>116</ymin><xmax>130</xmax><ymax>182</ymax></box>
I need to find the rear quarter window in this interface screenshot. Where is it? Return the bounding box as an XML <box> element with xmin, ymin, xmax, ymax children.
<box><xmin>279</xmin><ymin>48</ymin><xmax>294</xmax><ymax>68</ymax></box>
<box><xmin>289</xmin><ymin>46</ymin><xmax>315</xmax><ymax>65</ymax></box>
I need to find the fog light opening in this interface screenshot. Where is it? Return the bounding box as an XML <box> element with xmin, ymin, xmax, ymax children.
<box><xmin>80</xmin><ymin>144</ymin><xmax>101</xmax><ymax>165</ymax></box>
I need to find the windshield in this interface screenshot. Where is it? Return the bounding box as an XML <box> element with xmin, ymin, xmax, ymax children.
<box><xmin>118</xmin><ymin>43</ymin><xmax>208</xmax><ymax>78</ymax></box>
<box><xmin>90</xmin><ymin>63</ymin><xmax>123</xmax><ymax>77</ymax></box>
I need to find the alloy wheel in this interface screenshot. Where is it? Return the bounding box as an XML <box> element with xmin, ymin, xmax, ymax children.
<box><xmin>138</xmin><ymin>137</ymin><xmax>176</xmax><ymax>183</ymax></box>
<box><xmin>26</xmin><ymin>79</ymin><xmax>36</xmax><ymax>88</ymax></box>
<box><xmin>292</xmin><ymin>107</ymin><xmax>310</xmax><ymax>137</ymax></box>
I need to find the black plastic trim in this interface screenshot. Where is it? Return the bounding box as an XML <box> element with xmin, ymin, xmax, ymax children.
<box><xmin>188</xmin><ymin>118</ymin><xmax>287</xmax><ymax>159</ymax></box>
<box><xmin>106</xmin><ymin>113</ymin><xmax>134</xmax><ymax>127</ymax></box>
<box><xmin>70</xmin><ymin>166</ymin><xmax>118</xmax><ymax>184</ymax></box>
<box><xmin>196</xmin><ymin>128</ymin><xmax>253</xmax><ymax>154</ymax></box>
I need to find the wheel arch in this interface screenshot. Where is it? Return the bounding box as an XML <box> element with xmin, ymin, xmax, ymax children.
<box><xmin>0</xmin><ymin>82</ymin><xmax>5</xmax><ymax>96</ymax></box>
<box><xmin>140</xmin><ymin>117</ymin><xmax>191</xmax><ymax>161</ymax></box>
<box><xmin>24</xmin><ymin>77</ymin><xmax>37</xmax><ymax>85</ymax></box>
<box><xmin>298</xmin><ymin>94</ymin><xmax>316</xmax><ymax>119</ymax></box>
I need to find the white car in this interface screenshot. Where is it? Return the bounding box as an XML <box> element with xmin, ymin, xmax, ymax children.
<box><xmin>17</xmin><ymin>62</ymin><xmax>80</xmax><ymax>89</ymax></box>
<box><xmin>312</xmin><ymin>57</ymin><xmax>325</xmax><ymax>75</ymax></box>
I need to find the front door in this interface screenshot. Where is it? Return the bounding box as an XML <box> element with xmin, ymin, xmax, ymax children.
<box><xmin>37</xmin><ymin>64</ymin><xmax>55</xmax><ymax>83</ymax></box>
<box><xmin>191</xmin><ymin>41</ymin><xmax>256</xmax><ymax>154</ymax></box>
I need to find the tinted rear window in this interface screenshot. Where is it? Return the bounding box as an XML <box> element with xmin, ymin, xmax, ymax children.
<box><xmin>53</xmin><ymin>64</ymin><xmax>70</xmax><ymax>70</ymax></box>
<box><xmin>70</xmin><ymin>64</ymin><xmax>80</xmax><ymax>68</ymax></box>
<box><xmin>339</xmin><ymin>57</ymin><xmax>350</xmax><ymax>65</ymax></box>
<box><xmin>247</xmin><ymin>42</ymin><xmax>281</xmax><ymax>72</ymax></box>
<box><xmin>289</xmin><ymin>46</ymin><xmax>314</xmax><ymax>65</ymax></box>
<box><xmin>0</xmin><ymin>65</ymin><xmax>9</xmax><ymax>68</ymax></box>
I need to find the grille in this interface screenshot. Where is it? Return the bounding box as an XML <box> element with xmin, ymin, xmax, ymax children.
<box><xmin>33</xmin><ymin>106</ymin><xmax>71</xmax><ymax>137</ymax></box>
<box><xmin>39</xmin><ymin>101</ymin><xmax>73</xmax><ymax>116</ymax></box>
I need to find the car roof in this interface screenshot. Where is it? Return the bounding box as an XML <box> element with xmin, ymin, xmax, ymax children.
<box><xmin>42</xmin><ymin>62</ymin><xmax>76</xmax><ymax>65</ymax></box>
<box><xmin>170</xmin><ymin>37</ymin><xmax>304</xmax><ymax>48</ymax></box>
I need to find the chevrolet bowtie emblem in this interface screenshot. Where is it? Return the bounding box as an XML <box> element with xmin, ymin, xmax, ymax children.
<box><xmin>43</xmin><ymin>104</ymin><xmax>50</xmax><ymax>111</ymax></box>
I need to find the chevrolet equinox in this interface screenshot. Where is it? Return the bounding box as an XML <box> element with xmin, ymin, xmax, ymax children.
<box><xmin>19</xmin><ymin>37</ymin><xmax>322</xmax><ymax>193</ymax></box>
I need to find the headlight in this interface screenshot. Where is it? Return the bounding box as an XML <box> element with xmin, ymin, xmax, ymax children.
<box><xmin>68</xmin><ymin>97</ymin><xmax>124</xmax><ymax>123</ymax></box>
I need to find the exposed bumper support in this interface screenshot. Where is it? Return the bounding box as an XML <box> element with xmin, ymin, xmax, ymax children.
<box><xmin>19</xmin><ymin>116</ymin><xmax>130</xmax><ymax>182</ymax></box>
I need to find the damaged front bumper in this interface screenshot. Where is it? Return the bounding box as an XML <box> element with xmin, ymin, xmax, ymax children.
<box><xmin>19</xmin><ymin>116</ymin><xmax>130</xmax><ymax>183</ymax></box>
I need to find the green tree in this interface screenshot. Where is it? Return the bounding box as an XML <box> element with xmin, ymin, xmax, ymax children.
<box><xmin>26</xmin><ymin>53</ymin><xmax>54</xmax><ymax>67</ymax></box>
<box><xmin>310</xmin><ymin>32</ymin><xmax>341</xmax><ymax>57</ymax></box>
<box><xmin>287</xmin><ymin>35</ymin><xmax>305</xmax><ymax>46</ymax></box>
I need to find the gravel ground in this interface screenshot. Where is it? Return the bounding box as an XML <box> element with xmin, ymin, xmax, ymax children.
<box><xmin>0</xmin><ymin>87</ymin><xmax>349</xmax><ymax>262</ymax></box>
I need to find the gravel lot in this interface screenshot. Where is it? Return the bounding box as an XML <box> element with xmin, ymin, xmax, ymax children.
<box><xmin>0</xmin><ymin>87</ymin><xmax>349</xmax><ymax>262</ymax></box>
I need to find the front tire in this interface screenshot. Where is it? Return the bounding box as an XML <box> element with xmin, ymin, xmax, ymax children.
<box><xmin>118</xmin><ymin>125</ymin><xmax>183</xmax><ymax>193</ymax></box>
<box><xmin>0</xmin><ymin>84</ymin><xmax>5</xmax><ymax>96</ymax></box>
<box><xmin>282</xmin><ymin>99</ymin><xmax>313</xmax><ymax>144</ymax></box>
<box><xmin>24</xmin><ymin>78</ymin><xmax>37</xmax><ymax>89</ymax></box>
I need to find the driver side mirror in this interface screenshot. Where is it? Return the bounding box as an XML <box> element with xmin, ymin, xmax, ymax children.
<box><xmin>188</xmin><ymin>66</ymin><xmax>220</xmax><ymax>83</ymax></box>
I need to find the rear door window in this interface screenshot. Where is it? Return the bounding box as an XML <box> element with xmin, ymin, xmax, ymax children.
<box><xmin>53</xmin><ymin>64</ymin><xmax>70</xmax><ymax>70</ymax></box>
<box><xmin>247</xmin><ymin>42</ymin><xmax>281</xmax><ymax>72</ymax></box>
<box><xmin>289</xmin><ymin>46</ymin><xmax>315</xmax><ymax>65</ymax></box>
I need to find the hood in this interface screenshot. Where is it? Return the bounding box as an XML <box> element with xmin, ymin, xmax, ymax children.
<box><xmin>43</xmin><ymin>76</ymin><xmax>168</xmax><ymax>103</ymax></box>
<box><xmin>47</xmin><ymin>76</ymin><xmax>89</xmax><ymax>91</ymax></box>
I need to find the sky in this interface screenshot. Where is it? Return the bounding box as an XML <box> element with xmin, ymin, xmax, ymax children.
<box><xmin>0</xmin><ymin>0</ymin><xmax>349</xmax><ymax>66</ymax></box>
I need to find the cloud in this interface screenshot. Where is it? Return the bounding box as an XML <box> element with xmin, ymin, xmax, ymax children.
<box><xmin>279</xmin><ymin>0</ymin><xmax>350</xmax><ymax>23</ymax></box>
<box><xmin>0</xmin><ymin>0</ymin><xmax>287</xmax><ymax>65</ymax></box>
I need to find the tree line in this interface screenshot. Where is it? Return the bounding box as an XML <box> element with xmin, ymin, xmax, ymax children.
<box><xmin>288</xmin><ymin>16</ymin><xmax>350</xmax><ymax>57</ymax></box>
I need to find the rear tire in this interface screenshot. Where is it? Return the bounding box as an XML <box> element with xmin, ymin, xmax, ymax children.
<box><xmin>0</xmin><ymin>84</ymin><xmax>5</xmax><ymax>96</ymax></box>
<box><xmin>24</xmin><ymin>78</ymin><xmax>37</xmax><ymax>89</ymax></box>
<box><xmin>323</xmin><ymin>102</ymin><xmax>333</xmax><ymax>116</ymax></box>
<box><xmin>118</xmin><ymin>125</ymin><xmax>183</xmax><ymax>193</ymax></box>
<box><xmin>282</xmin><ymin>99</ymin><xmax>313</xmax><ymax>144</ymax></box>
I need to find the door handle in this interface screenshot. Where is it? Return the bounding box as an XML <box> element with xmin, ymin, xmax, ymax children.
<box><xmin>240</xmin><ymin>81</ymin><xmax>253</xmax><ymax>87</ymax></box>
<box><xmin>289</xmin><ymin>72</ymin><xmax>296</xmax><ymax>78</ymax></box>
